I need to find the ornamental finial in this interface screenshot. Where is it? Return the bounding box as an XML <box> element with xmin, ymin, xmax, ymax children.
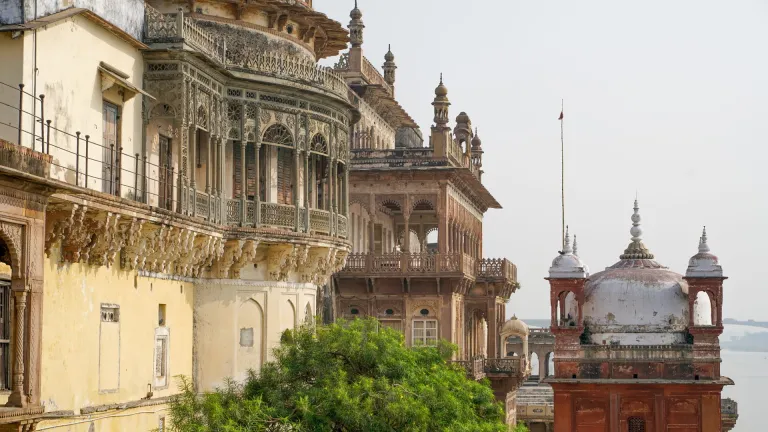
<box><xmin>573</xmin><ymin>234</ymin><xmax>578</xmax><ymax>256</ymax></box>
<box><xmin>699</xmin><ymin>226</ymin><xmax>710</xmax><ymax>253</ymax></box>
<box><xmin>620</xmin><ymin>199</ymin><xmax>654</xmax><ymax>260</ymax></box>
<box><xmin>563</xmin><ymin>226</ymin><xmax>573</xmax><ymax>254</ymax></box>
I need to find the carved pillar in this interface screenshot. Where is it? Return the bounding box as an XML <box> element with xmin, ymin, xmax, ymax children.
<box><xmin>7</xmin><ymin>290</ymin><xmax>26</xmax><ymax>407</ymax></box>
<box><xmin>254</xmin><ymin>106</ymin><xmax>262</xmax><ymax>227</ymax></box>
<box><xmin>368</xmin><ymin>219</ymin><xmax>375</xmax><ymax>253</ymax></box>
<box><xmin>303</xmin><ymin>151</ymin><xmax>310</xmax><ymax>232</ymax></box>
<box><xmin>294</xmin><ymin>148</ymin><xmax>301</xmax><ymax>232</ymax></box>
<box><xmin>403</xmin><ymin>209</ymin><xmax>411</xmax><ymax>253</ymax></box>
<box><xmin>205</xmin><ymin>132</ymin><xmax>212</xmax><ymax>194</ymax></box>
<box><xmin>190</xmin><ymin>83</ymin><xmax>198</xmax><ymax>193</ymax></box>
<box><xmin>488</xmin><ymin>300</ymin><xmax>497</xmax><ymax>358</ymax></box>
<box><xmin>239</xmin><ymin>101</ymin><xmax>247</xmax><ymax>226</ymax></box>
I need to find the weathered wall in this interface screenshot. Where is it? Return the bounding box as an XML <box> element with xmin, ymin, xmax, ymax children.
<box><xmin>194</xmin><ymin>277</ymin><xmax>316</xmax><ymax>391</ymax></box>
<box><xmin>0</xmin><ymin>1</ymin><xmax>23</xmax><ymax>25</ymax></box>
<box><xmin>0</xmin><ymin>33</ymin><xmax>23</xmax><ymax>145</ymax></box>
<box><xmin>41</xmin><ymin>251</ymin><xmax>194</xmax><ymax>414</ymax></box>
<box><xmin>0</xmin><ymin>0</ymin><xmax>145</xmax><ymax>40</ymax></box>
<box><xmin>352</xmin><ymin>98</ymin><xmax>396</xmax><ymax>150</ymax></box>
<box><xmin>30</xmin><ymin>14</ymin><xmax>144</xmax><ymax>197</ymax></box>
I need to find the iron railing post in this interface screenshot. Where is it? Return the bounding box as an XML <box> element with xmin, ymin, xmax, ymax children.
<box><xmin>134</xmin><ymin>153</ymin><xmax>139</xmax><ymax>201</ymax></box>
<box><xmin>37</xmin><ymin>95</ymin><xmax>44</xmax><ymax>152</ymax></box>
<box><xmin>84</xmin><ymin>135</ymin><xmax>90</xmax><ymax>189</ymax></box>
<box><xmin>75</xmin><ymin>132</ymin><xmax>81</xmax><ymax>186</ymax></box>
<box><xmin>143</xmin><ymin>155</ymin><xmax>148</xmax><ymax>204</ymax></box>
<box><xmin>17</xmin><ymin>84</ymin><xmax>24</xmax><ymax>146</ymax></box>
<box><xmin>45</xmin><ymin>120</ymin><xmax>51</xmax><ymax>154</ymax></box>
<box><xmin>109</xmin><ymin>144</ymin><xmax>115</xmax><ymax>194</ymax></box>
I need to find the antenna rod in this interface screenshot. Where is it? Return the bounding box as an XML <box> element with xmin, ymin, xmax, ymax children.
<box><xmin>560</xmin><ymin>99</ymin><xmax>565</xmax><ymax>249</ymax></box>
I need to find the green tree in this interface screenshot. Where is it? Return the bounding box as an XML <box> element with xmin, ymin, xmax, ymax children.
<box><xmin>168</xmin><ymin>318</ymin><xmax>508</xmax><ymax>432</ymax></box>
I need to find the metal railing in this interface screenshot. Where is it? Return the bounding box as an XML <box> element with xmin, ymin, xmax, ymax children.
<box><xmin>0</xmin><ymin>80</ymin><xmax>349</xmax><ymax>238</ymax></box>
<box><xmin>0</xmin><ymin>81</ymin><xmax>176</xmax><ymax>209</ymax></box>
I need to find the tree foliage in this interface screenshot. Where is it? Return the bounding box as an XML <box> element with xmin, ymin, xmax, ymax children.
<box><xmin>168</xmin><ymin>318</ymin><xmax>509</xmax><ymax>432</ymax></box>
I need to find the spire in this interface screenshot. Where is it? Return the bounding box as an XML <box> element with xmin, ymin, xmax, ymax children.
<box><xmin>573</xmin><ymin>234</ymin><xmax>578</xmax><ymax>256</ymax></box>
<box><xmin>562</xmin><ymin>226</ymin><xmax>573</xmax><ymax>254</ymax></box>
<box><xmin>699</xmin><ymin>226</ymin><xmax>710</xmax><ymax>253</ymax></box>
<box><xmin>432</xmin><ymin>73</ymin><xmax>450</xmax><ymax>127</ymax></box>
<box><xmin>349</xmin><ymin>0</ymin><xmax>364</xmax><ymax>47</ymax></box>
<box><xmin>383</xmin><ymin>44</ymin><xmax>396</xmax><ymax>86</ymax></box>
<box><xmin>619</xmin><ymin>199</ymin><xmax>655</xmax><ymax>260</ymax></box>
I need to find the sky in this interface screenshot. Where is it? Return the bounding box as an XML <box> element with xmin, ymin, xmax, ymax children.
<box><xmin>316</xmin><ymin>0</ymin><xmax>768</xmax><ymax>320</ymax></box>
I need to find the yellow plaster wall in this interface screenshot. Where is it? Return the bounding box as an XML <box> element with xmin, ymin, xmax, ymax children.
<box><xmin>0</xmin><ymin>32</ymin><xmax>23</xmax><ymax>145</ymax></box>
<box><xmin>28</xmin><ymin>14</ymin><xmax>144</xmax><ymax>196</ymax></box>
<box><xmin>41</xmin><ymin>249</ymin><xmax>194</xmax><ymax>414</ymax></box>
<box><xmin>36</xmin><ymin>404</ymin><xmax>169</xmax><ymax>432</ymax></box>
<box><xmin>194</xmin><ymin>278</ymin><xmax>316</xmax><ymax>391</ymax></box>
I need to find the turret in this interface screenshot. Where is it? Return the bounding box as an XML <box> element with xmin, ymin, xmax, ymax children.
<box><xmin>347</xmin><ymin>1</ymin><xmax>365</xmax><ymax>73</ymax></box>
<box><xmin>431</xmin><ymin>74</ymin><xmax>452</xmax><ymax>158</ymax></box>
<box><xmin>547</xmin><ymin>227</ymin><xmax>588</xmax><ymax>339</ymax></box>
<box><xmin>471</xmin><ymin>128</ymin><xmax>483</xmax><ymax>179</ymax></box>
<box><xmin>382</xmin><ymin>45</ymin><xmax>397</xmax><ymax>89</ymax></box>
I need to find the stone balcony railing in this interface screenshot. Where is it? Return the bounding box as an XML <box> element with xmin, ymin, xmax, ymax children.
<box><xmin>224</xmin><ymin>198</ymin><xmax>347</xmax><ymax>238</ymax></box>
<box><xmin>361</xmin><ymin>56</ymin><xmax>393</xmax><ymax>96</ymax></box>
<box><xmin>477</xmin><ymin>258</ymin><xmax>517</xmax><ymax>282</ymax></box>
<box><xmin>452</xmin><ymin>357</ymin><xmax>528</xmax><ymax>381</ymax></box>
<box><xmin>143</xmin><ymin>6</ymin><xmax>349</xmax><ymax>102</ymax></box>
<box><xmin>450</xmin><ymin>357</ymin><xmax>486</xmax><ymax>381</ymax></box>
<box><xmin>340</xmin><ymin>252</ymin><xmax>476</xmax><ymax>278</ymax></box>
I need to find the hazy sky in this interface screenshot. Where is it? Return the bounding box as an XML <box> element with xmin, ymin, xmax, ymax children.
<box><xmin>317</xmin><ymin>0</ymin><xmax>768</xmax><ymax>320</ymax></box>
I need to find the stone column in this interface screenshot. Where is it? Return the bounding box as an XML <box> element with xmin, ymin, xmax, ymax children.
<box><xmin>538</xmin><ymin>352</ymin><xmax>546</xmax><ymax>382</ymax></box>
<box><xmin>239</xmin><ymin>101</ymin><xmax>247</xmax><ymax>226</ymax></box>
<box><xmin>403</xmin><ymin>212</ymin><xmax>411</xmax><ymax>253</ymax></box>
<box><xmin>189</xmin><ymin>124</ymin><xmax>197</xmax><ymax>217</ymax></box>
<box><xmin>294</xmin><ymin>148</ymin><xmax>301</xmax><ymax>232</ymax></box>
<box><xmin>488</xmin><ymin>301</ymin><xmax>497</xmax><ymax>358</ymax></box>
<box><xmin>254</xmin><ymin>142</ymin><xmax>261</xmax><ymax>226</ymax></box>
<box><xmin>303</xmin><ymin>152</ymin><xmax>310</xmax><ymax>232</ymax></box>
<box><xmin>7</xmin><ymin>290</ymin><xmax>26</xmax><ymax>407</ymax></box>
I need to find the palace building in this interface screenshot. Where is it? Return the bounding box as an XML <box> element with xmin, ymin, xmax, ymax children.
<box><xmin>0</xmin><ymin>0</ymin><xmax>354</xmax><ymax>430</ymax></box>
<box><xmin>330</xmin><ymin>3</ymin><xmax>531</xmax><ymax>427</ymax></box>
<box><xmin>546</xmin><ymin>202</ymin><xmax>733</xmax><ymax>431</ymax></box>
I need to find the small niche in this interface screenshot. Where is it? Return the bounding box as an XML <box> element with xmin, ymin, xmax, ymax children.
<box><xmin>158</xmin><ymin>304</ymin><xmax>167</xmax><ymax>326</ymax></box>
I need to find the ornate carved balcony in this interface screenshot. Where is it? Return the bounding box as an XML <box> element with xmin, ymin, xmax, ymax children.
<box><xmin>450</xmin><ymin>357</ymin><xmax>486</xmax><ymax>381</ymax></box>
<box><xmin>476</xmin><ymin>258</ymin><xmax>519</xmax><ymax>300</ymax></box>
<box><xmin>143</xmin><ymin>6</ymin><xmax>349</xmax><ymax>102</ymax></box>
<box><xmin>338</xmin><ymin>252</ymin><xmax>476</xmax><ymax>280</ymax></box>
<box><xmin>224</xmin><ymin>199</ymin><xmax>347</xmax><ymax>238</ymax></box>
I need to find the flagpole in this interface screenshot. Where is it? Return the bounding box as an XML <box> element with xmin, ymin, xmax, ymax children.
<box><xmin>561</xmin><ymin>99</ymin><xmax>565</xmax><ymax>250</ymax></box>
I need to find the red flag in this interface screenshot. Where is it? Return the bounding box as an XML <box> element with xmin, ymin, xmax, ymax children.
<box><xmin>558</xmin><ymin>111</ymin><xmax>564</xmax><ymax>120</ymax></box>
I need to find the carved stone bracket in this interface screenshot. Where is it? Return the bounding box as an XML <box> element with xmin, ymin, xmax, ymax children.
<box><xmin>267</xmin><ymin>244</ymin><xmax>296</xmax><ymax>282</ymax></box>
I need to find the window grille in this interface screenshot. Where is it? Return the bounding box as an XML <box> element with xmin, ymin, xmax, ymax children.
<box><xmin>155</xmin><ymin>337</ymin><xmax>168</xmax><ymax>379</ymax></box>
<box><xmin>412</xmin><ymin>319</ymin><xmax>438</xmax><ymax>347</ymax></box>
<box><xmin>101</xmin><ymin>306</ymin><xmax>119</xmax><ymax>322</ymax></box>
<box><xmin>262</xmin><ymin>124</ymin><xmax>294</xmax><ymax>147</ymax></box>
<box><xmin>311</xmin><ymin>134</ymin><xmax>328</xmax><ymax>154</ymax></box>
<box><xmin>628</xmin><ymin>417</ymin><xmax>646</xmax><ymax>432</ymax></box>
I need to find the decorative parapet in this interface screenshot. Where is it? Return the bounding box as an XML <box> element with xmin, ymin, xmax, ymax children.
<box><xmin>450</xmin><ymin>357</ymin><xmax>486</xmax><ymax>381</ymax></box>
<box><xmin>476</xmin><ymin>258</ymin><xmax>519</xmax><ymax>299</ymax></box>
<box><xmin>721</xmin><ymin>398</ymin><xmax>738</xmax><ymax>432</ymax></box>
<box><xmin>0</xmin><ymin>139</ymin><xmax>51</xmax><ymax>178</ymax></box>
<box><xmin>361</xmin><ymin>57</ymin><xmax>393</xmax><ymax>95</ymax></box>
<box><xmin>224</xmin><ymin>199</ymin><xmax>347</xmax><ymax>239</ymax></box>
<box><xmin>339</xmin><ymin>252</ymin><xmax>476</xmax><ymax>279</ymax></box>
<box><xmin>144</xmin><ymin>6</ymin><xmax>349</xmax><ymax>102</ymax></box>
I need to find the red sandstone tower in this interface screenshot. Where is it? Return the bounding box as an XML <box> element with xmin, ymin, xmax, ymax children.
<box><xmin>546</xmin><ymin>201</ymin><xmax>732</xmax><ymax>432</ymax></box>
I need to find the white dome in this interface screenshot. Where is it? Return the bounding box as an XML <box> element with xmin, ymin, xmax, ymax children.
<box><xmin>583</xmin><ymin>262</ymin><xmax>690</xmax><ymax>345</ymax></box>
<box><xmin>581</xmin><ymin>200</ymin><xmax>689</xmax><ymax>345</ymax></box>
<box><xmin>548</xmin><ymin>229</ymin><xmax>589</xmax><ymax>279</ymax></box>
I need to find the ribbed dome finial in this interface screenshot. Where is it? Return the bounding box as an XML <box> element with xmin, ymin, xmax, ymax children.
<box><xmin>620</xmin><ymin>199</ymin><xmax>655</xmax><ymax>260</ymax></box>
<box><xmin>573</xmin><ymin>234</ymin><xmax>578</xmax><ymax>256</ymax></box>
<box><xmin>563</xmin><ymin>225</ymin><xmax>573</xmax><ymax>254</ymax></box>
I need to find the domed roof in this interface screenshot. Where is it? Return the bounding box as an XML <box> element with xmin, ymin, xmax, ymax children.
<box><xmin>549</xmin><ymin>228</ymin><xmax>589</xmax><ymax>279</ymax></box>
<box><xmin>686</xmin><ymin>227</ymin><xmax>724</xmax><ymax>278</ymax></box>
<box><xmin>384</xmin><ymin>46</ymin><xmax>394</xmax><ymax>62</ymax></box>
<box><xmin>435</xmin><ymin>74</ymin><xmax>448</xmax><ymax>98</ymax></box>
<box><xmin>456</xmin><ymin>111</ymin><xmax>470</xmax><ymax>124</ymax></box>
<box><xmin>501</xmin><ymin>315</ymin><xmax>529</xmax><ymax>337</ymax></box>
<box><xmin>471</xmin><ymin>130</ymin><xmax>482</xmax><ymax>148</ymax></box>
<box><xmin>350</xmin><ymin>1</ymin><xmax>363</xmax><ymax>20</ymax></box>
<box><xmin>582</xmin><ymin>200</ymin><xmax>690</xmax><ymax>345</ymax></box>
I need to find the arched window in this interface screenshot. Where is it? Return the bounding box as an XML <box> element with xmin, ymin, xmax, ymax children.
<box><xmin>262</xmin><ymin>124</ymin><xmax>294</xmax><ymax>147</ymax></box>
<box><xmin>310</xmin><ymin>134</ymin><xmax>328</xmax><ymax>154</ymax></box>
